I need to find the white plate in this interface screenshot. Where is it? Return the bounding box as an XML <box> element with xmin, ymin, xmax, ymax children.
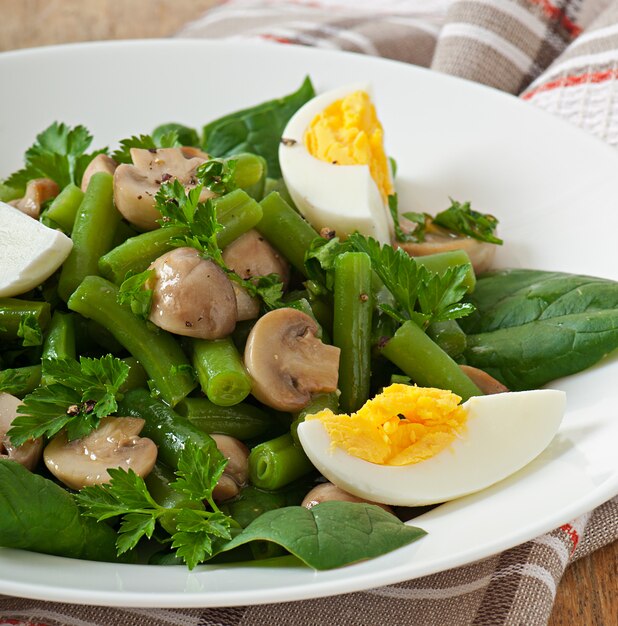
<box><xmin>0</xmin><ymin>39</ymin><xmax>617</xmax><ymax>608</ymax></box>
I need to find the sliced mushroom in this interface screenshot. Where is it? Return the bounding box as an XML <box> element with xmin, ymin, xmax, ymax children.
<box><xmin>9</xmin><ymin>178</ymin><xmax>59</xmax><ymax>219</ymax></box>
<box><xmin>223</xmin><ymin>230</ymin><xmax>291</xmax><ymax>321</ymax></box>
<box><xmin>460</xmin><ymin>365</ymin><xmax>509</xmax><ymax>395</ymax></box>
<box><xmin>43</xmin><ymin>416</ymin><xmax>157</xmax><ymax>490</ymax></box>
<box><xmin>302</xmin><ymin>482</ymin><xmax>393</xmax><ymax>513</ymax></box>
<box><xmin>0</xmin><ymin>392</ymin><xmax>43</xmax><ymax>470</ymax></box>
<box><xmin>180</xmin><ymin>146</ymin><xmax>210</xmax><ymax>159</ymax></box>
<box><xmin>394</xmin><ymin>217</ymin><xmax>497</xmax><ymax>275</ymax></box>
<box><xmin>210</xmin><ymin>434</ymin><xmax>249</xmax><ymax>502</ymax></box>
<box><xmin>113</xmin><ymin>147</ymin><xmax>216</xmax><ymax>231</ymax></box>
<box><xmin>81</xmin><ymin>154</ymin><xmax>118</xmax><ymax>191</ymax></box>
<box><xmin>244</xmin><ymin>308</ymin><xmax>340</xmax><ymax>412</ymax></box>
<box><xmin>147</xmin><ymin>247</ymin><xmax>237</xmax><ymax>339</ymax></box>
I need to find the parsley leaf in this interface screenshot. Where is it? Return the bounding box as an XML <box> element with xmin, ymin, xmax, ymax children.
<box><xmin>111</xmin><ymin>131</ymin><xmax>181</xmax><ymax>164</ymax></box>
<box><xmin>3</xmin><ymin>122</ymin><xmax>105</xmax><ymax>190</ymax></box>
<box><xmin>304</xmin><ymin>236</ymin><xmax>354</xmax><ymax>295</ymax></box>
<box><xmin>433</xmin><ymin>199</ymin><xmax>502</xmax><ymax>244</ymax></box>
<box><xmin>118</xmin><ymin>270</ymin><xmax>155</xmax><ymax>320</ymax></box>
<box><xmin>7</xmin><ymin>355</ymin><xmax>130</xmax><ymax>447</ymax></box>
<box><xmin>17</xmin><ymin>314</ymin><xmax>43</xmax><ymax>347</ymax></box>
<box><xmin>389</xmin><ymin>194</ymin><xmax>414</xmax><ymax>243</ymax></box>
<box><xmin>75</xmin><ymin>441</ymin><xmax>234</xmax><ymax>568</ymax></box>
<box><xmin>196</xmin><ymin>158</ymin><xmax>238</xmax><ymax>195</ymax></box>
<box><xmin>0</xmin><ymin>368</ymin><xmax>33</xmax><ymax>395</ymax></box>
<box><xmin>348</xmin><ymin>234</ymin><xmax>475</xmax><ymax>328</ymax></box>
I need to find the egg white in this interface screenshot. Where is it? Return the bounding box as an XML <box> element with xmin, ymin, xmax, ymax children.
<box><xmin>297</xmin><ymin>389</ymin><xmax>566</xmax><ymax>506</ymax></box>
<box><xmin>278</xmin><ymin>83</ymin><xmax>393</xmax><ymax>244</ymax></box>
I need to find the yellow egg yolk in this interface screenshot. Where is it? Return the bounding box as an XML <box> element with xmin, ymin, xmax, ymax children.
<box><xmin>306</xmin><ymin>384</ymin><xmax>467</xmax><ymax>466</ymax></box>
<box><xmin>304</xmin><ymin>90</ymin><xmax>394</xmax><ymax>204</ymax></box>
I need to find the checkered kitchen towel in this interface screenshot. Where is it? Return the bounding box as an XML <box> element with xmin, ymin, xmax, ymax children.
<box><xmin>3</xmin><ymin>1</ymin><xmax>618</xmax><ymax>625</ymax></box>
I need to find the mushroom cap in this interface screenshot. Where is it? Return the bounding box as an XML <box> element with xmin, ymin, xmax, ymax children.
<box><xmin>0</xmin><ymin>392</ymin><xmax>43</xmax><ymax>470</ymax></box>
<box><xmin>222</xmin><ymin>230</ymin><xmax>290</xmax><ymax>287</ymax></box>
<box><xmin>43</xmin><ymin>416</ymin><xmax>157</xmax><ymax>491</ymax></box>
<box><xmin>210</xmin><ymin>434</ymin><xmax>250</xmax><ymax>502</ymax></box>
<box><xmin>301</xmin><ymin>482</ymin><xmax>393</xmax><ymax>513</ymax></box>
<box><xmin>244</xmin><ymin>308</ymin><xmax>341</xmax><ymax>412</ymax></box>
<box><xmin>113</xmin><ymin>147</ymin><xmax>215</xmax><ymax>231</ymax></box>
<box><xmin>81</xmin><ymin>154</ymin><xmax>118</xmax><ymax>192</ymax></box>
<box><xmin>231</xmin><ymin>282</ymin><xmax>261</xmax><ymax>321</ymax></box>
<box><xmin>459</xmin><ymin>365</ymin><xmax>509</xmax><ymax>395</ymax></box>
<box><xmin>9</xmin><ymin>178</ymin><xmax>60</xmax><ymax>219</ymax></box>
<box><xmin>148</xmin><ymin>247</ymin><xmax>237</xmax><ymax>339</ymax></box>
<box><xmin>223</xmin><ymin>230</ymin><xmax>290</xmax><ymax>322</ymax></box>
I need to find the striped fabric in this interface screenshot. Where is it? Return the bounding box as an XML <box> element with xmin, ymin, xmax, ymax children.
<box><xmin>2</xmin><ymin>1</ymin><xmax>618</xmax><ymax>625</ymax></box>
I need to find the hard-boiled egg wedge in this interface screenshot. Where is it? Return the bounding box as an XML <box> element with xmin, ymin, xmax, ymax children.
<box><xmin>0</xmin><ymin>202</ymin><xmax>73</xmax><ymax>297</ymax></box>
<box><xmin>279</xmin><ymin>84</ymin><xmax>394</xmax><ymax>244</ymax></box>
<box><xmin>297</xmin><ymin>384</ymin><xmax>566</xmax><ymax>506</ymax></box>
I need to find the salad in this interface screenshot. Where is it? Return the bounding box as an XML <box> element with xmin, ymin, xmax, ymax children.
<box><xmin>1</xmin><ymin>77</ymin><xmax>617</xmax><ymax>572</ymax></box>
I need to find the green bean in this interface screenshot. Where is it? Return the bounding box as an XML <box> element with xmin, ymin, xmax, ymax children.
<box><xmin>118</xmin><ymin>388</ymin><xmax>213</xmax><ymax>469</ymax></box>
<box><xmin>426</xmin><ymin>320</ymin><xmax>467</xmax><ymax>359</ymax></box>
<box><xmin>176</xmin><ymin>397</ymin><xmax>273</xmax><ymax>440</ymax></box>
<box><xmin>333</xmin><ymin>252</ymin><xmax>373</xmax><ymax>413</ymax></box>
<box><xmin>42</xmin><ymin>312</ymin><xmax>75</xmax><ymax>361</ymax></box>
<box><xmin>119</xmin><ymin>357</ymin><xmax>148</xmax><ymax>393</ymax></box>
<box><xmin>232</xmin><ymin>153</ymin><xmax>267</xmax><ymax>200</ymax></box>
<box><xmin>42</xmin><ymin>183</ymin><xmax>84</xmax><ymax>234</ymax></box>
<box><xmin>145</xmin><ymin>464</ymin><xmax>202</xmax><ymax>534</ymax></box>
<box><xmin>249</xmin><ymin>433</ymin><xmax>314</xmax><ymax>490</ymax></box>
<box><xmin>41</xmin><ymin>312</ymin><xmax>76</xmax><ymax>385</ymax></box>
<box><xmin>58</xmin><ymin>172</ymin><xmax>121</xmax><ymax>301</ymax></box>
<box><xmin>415</xmin><ymin>250</ymin><xmax>476</xmax><ymax>293</ymax></box>
<box><xmin>214</xmin><ymin>189</ymin><xmax>263</xmax><ymax>248</ymax></box>
<box><xmin>380</xmin><ymin>320</ymin><xmax>482</xmax><ymax>401</ymax></box>
<box><xmin>0</xmin><ymin>365</ymin><xmax>42</xmax><ymax>397</ymax></box>
<box><xmin>0</xmin><ymin>299</ymin><xmax>51</xmax><ymax>343</ymax></box>
<box><xmin>263</xmin><ymin>178</ymin><xmax>296</xmax><ymax>209</ymax></box>
<box><xmin>98</xmin><ymin>226</ymin><xmax>187</xmax><ymax>284</ymax></box>
<box><xmin>192</xmin><ymin>338</ymin><xmax>251</xmax><ymax>406</ymax></box>
<box><xmin>290</xmin><ymin>392</ymin><xmax>339</xmax><ymax>446</ymax></box>
<box><xmin>111</xmin><ymin>221</ymin><xmax>138</xmax><ymax>248</ymax></box>
<box><xmin>67</xmin><ymin>276</ymin><xmax>196</xmax><ymax>406</ymax></box>
<box><xmin>257</xmin><ymin>192</ymin><xmax>319</xmax><ymax>275</ymax></box>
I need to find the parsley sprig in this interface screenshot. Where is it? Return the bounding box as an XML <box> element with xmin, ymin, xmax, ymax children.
<box><xmin>8</xmin><ymin>355</ymin><xmax>129</xmax><ymax>446</ymax></box>
<box><xmin>348</xmin><ymin>234</ymin><xmax>475</xmax><ymax>328</ymax></box>
<box><xmin>75</xmin><ymin>440</ymin><xmax>234</xmax><ymax>569</ymax></box>
<box><xmin>3</xmin><ymin>122</ymin><xmax>106</xmax><ymax>190</ymax></box>
<box><xmin>111</xmin><ymin>131</ymin><xmax>181</xmax><ymax>164</ymax></box>
<box><xmin>391</xmin><ymin>196</ymin><xmax>502</xmax><ymax>245</ymax></box>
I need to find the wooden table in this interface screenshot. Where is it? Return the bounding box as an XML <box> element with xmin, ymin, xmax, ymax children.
<box><xmin>1</xmin><ymin>1</ymin><xmax>616</xmax><ymax>624</ymax></box>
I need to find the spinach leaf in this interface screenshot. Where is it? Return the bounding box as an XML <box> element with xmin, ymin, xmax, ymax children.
<box><xmin>0</xmin><ymin>459</ymin><xmax>120</xmax><ymax>562</ymax></box>
<box><xmin>220</xmin><ymin>501</ymin><xmax>426</xmax><ymax>570</ymax></box>
<box><xmin>202</xmin><ymin>77</ymin><xmax>315</xmax><ymax>178</ymax></box>
<box><xmin>461</xmin><ymin>269</ymin><xmax>618</xmax><ymax>389</ymax></box>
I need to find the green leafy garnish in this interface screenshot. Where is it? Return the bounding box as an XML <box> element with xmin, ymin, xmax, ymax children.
<box><xmin>17</xmin><ymin>314</ymin><xmax>43</xmax><ymax>347</ymax></box>
<box><xmin>118</xmin><ymin>270</ymin><xmax>155</xmax><ymax>320</ymax></box>
<box><xmin>155</xmin><ymin>179</ymin><xmax>224</xmax><ymax>264</ymax></box>
<box><xmin>389</xmin><ymin>194</ymin><xmax>415</xmax><ymax>243</ymax></box>
<box><xmin>8</xmin><ymin>355</ymin><xmax>130</xmax><ymax>446</ymax></box>
<box><xmin>152</xmin><ymin>123</ymin><xmax>200</xmax><ymax>148</ymax></box>
<box><xmin>196</xmin><ymin>158</ymin><xmax>238</xmax><ymax>195</ymax></box>
<box><xmin>0</xmin><ymin>368</ymin><xmax>32</xmax><ymax>394</ymax></box>
<box><xmin>349</xmin><ymin>234</ymin><xmax>474</xmax><ymax>328</ymax></box>
<box><xmin>111</xmin><ymin>131</ymin><xmax>181</xmax><ymax>164</ymax></box>
<box><xmin>203</xmin><ymin>76</ymin><xmax>315</xmax><ymax>177</ymax></box>
<box><xmin>76</xmin><ymin>440</ymin><xmax>234</xmax><ymax>569</ymax></box>
<box><xmin>3</xmin><ymin>122</ymin><xmax>105</xmax><ymax>190</ymax></box>
<box><xmin>304</xmin><ymin>236</ymin><xmax>354</xmax><ymax>295</ymax></box>
<box><xmin>433</xmin><ymin>199</ymin><xmax>502</xmax><ymax>244</ymax></box>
